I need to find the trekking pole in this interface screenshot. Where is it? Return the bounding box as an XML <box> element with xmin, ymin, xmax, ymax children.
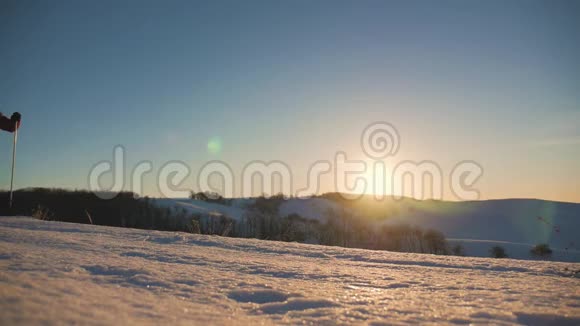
<box><xmin>9</xmin><ymin>123</ymin><xmax>18</xmax><ymax>209</ymax></box>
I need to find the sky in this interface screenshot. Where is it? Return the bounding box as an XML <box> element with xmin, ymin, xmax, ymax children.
<box><xmin>1</xmin><ymin>0</ymin><xmax>579</xmax><ymax>202</ymax></box>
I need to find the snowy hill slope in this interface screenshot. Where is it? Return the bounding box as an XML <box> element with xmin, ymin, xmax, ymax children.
<box><xmin>152</xmin><ymin>197</ymin><xmax>580</xmax><ymax>261</ymax></box>
<box><xmin>1</xmin><ymin>217</ymin><xmax>579</xmax><ymax>325</ymax></box>
<box><xmin>152</xmin><ymin>197</ymin><xmax>346</xmax><ymax>223</ymax></box>
<box><xmin>378</xmin><ymin>199</ymin><xmax>580</xmax><ymax>262</ymax></box>
<box><xmin>154</xmin><ymin>198</ymin><xmax>250</xmax><ymax>221</ymax></box>
<box><xmin>379</xmin><ymin>199</ymin><xmax>580</xmax><ymax>248</ymax></box>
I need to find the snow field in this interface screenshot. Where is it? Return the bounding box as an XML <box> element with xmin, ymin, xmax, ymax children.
<box><xmin>1</xmin><ymin>217</ymin><xmax>579</xmax><ymax>325</ymax></box>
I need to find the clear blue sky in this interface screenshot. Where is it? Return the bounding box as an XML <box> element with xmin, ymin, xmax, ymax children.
<box><xmin>1</xmin><ymin>0</ymin><xmax>579</xmax><ymax>202</ymax></box>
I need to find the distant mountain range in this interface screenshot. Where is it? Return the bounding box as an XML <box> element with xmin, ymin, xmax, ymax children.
<box><xmin>154</xmin><ymin>194</ymin><xmax>580</xmax><ymax>262</ymax></box>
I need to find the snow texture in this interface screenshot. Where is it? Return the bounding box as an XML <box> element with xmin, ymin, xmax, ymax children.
<box><xmin>1</xmin><ymin>216</ymin><xmax>578</xmax><ymax>325</ymax></box>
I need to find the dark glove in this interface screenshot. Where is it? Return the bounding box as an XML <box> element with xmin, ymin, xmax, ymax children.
<box><xmin>11</xmin><ymin>112</ymin><xmax>21</xmax><ymax>122</ymax></box>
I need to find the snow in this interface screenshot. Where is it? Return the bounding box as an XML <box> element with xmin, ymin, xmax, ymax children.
<box><xmin>151</xmin><ymin>197</ymin><xmax>346</xmax><ymax>223</ymax></box>
<box><xmin>1</xmin><ymin>217</ymin><xmax>579</xmax><ymax>325</ymax></box>
<box><xmin>448</xmin><ymin>239</ymin><xmax>580</xmax><ymax>263</ymax></box>
<box><xmin>152</xmin><ymin>197</ymin><xmax>580</xmax><ymax>262</ymax></box>
<box><xmin>380</xmin><ymin>199</ymin><xmax>580</xmax><ymax>248</ymax></box>
<box><xmin>153</xmin><ymin>198</ymin><xmax>248</xmax><ymax>221</ymax></box>
<box><xmin>278</xmin><ymin>198</ymin><xmax>347</xmax><ymax>222</ymax></box>
<box><xmin>380</xmin><ymin>199</ymin><xmax>580</xmax><ymax>262</ymax></box>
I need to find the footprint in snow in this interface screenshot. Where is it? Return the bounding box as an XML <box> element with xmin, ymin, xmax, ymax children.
<box><xmin>227</xmin><ymin>289</ymin><xmax>292</xmax><ymax>304</ymax></box>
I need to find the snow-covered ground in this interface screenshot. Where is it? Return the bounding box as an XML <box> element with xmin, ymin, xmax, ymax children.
<box><xmin>1</xmin><ymin>217</ymin><xmax>578</xmax><ymax>325</ymax></box>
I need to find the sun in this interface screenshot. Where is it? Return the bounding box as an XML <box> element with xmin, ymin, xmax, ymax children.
<box><xmin>362</xmin><ymin>159</ymin><xmax>394</xmax><ymax>197</ymax></box>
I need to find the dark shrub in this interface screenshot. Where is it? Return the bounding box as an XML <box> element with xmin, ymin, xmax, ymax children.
<box><xmin>530</xmin><ymin>243</ymin><xmax>552</xmax><ymax>259</ymax></box>
<box><xmin>490</xmin><ymin>246</ymin><xmax>508</xmax><ymax>258</ymax></box>
<box><xmin>451</xmin><ymin>244</ymin><xmax>465</xmax><ymax>256</ymax></box>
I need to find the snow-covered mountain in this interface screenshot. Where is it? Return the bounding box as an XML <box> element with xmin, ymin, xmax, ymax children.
<box><xmin>1</xmin><ymin>216</ymin><xmax>578</xmax><ymax>325</ymax></box>
<box><xmin>153</xmin><ymin>196</ymin><xmax>580</xmax><ymax>262</ymax></box>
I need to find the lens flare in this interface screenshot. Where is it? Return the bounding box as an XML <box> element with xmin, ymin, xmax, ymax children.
<box><xmin>207</xmin><ymin>137</ymin><xmax>222</xmax><ymax>155</ymax></box>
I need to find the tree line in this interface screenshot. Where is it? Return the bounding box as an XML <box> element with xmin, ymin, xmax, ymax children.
<box><xmin>2</xmin><ymin>188</ymin><xmax>461</xmax><ymax>256</ymax></box>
